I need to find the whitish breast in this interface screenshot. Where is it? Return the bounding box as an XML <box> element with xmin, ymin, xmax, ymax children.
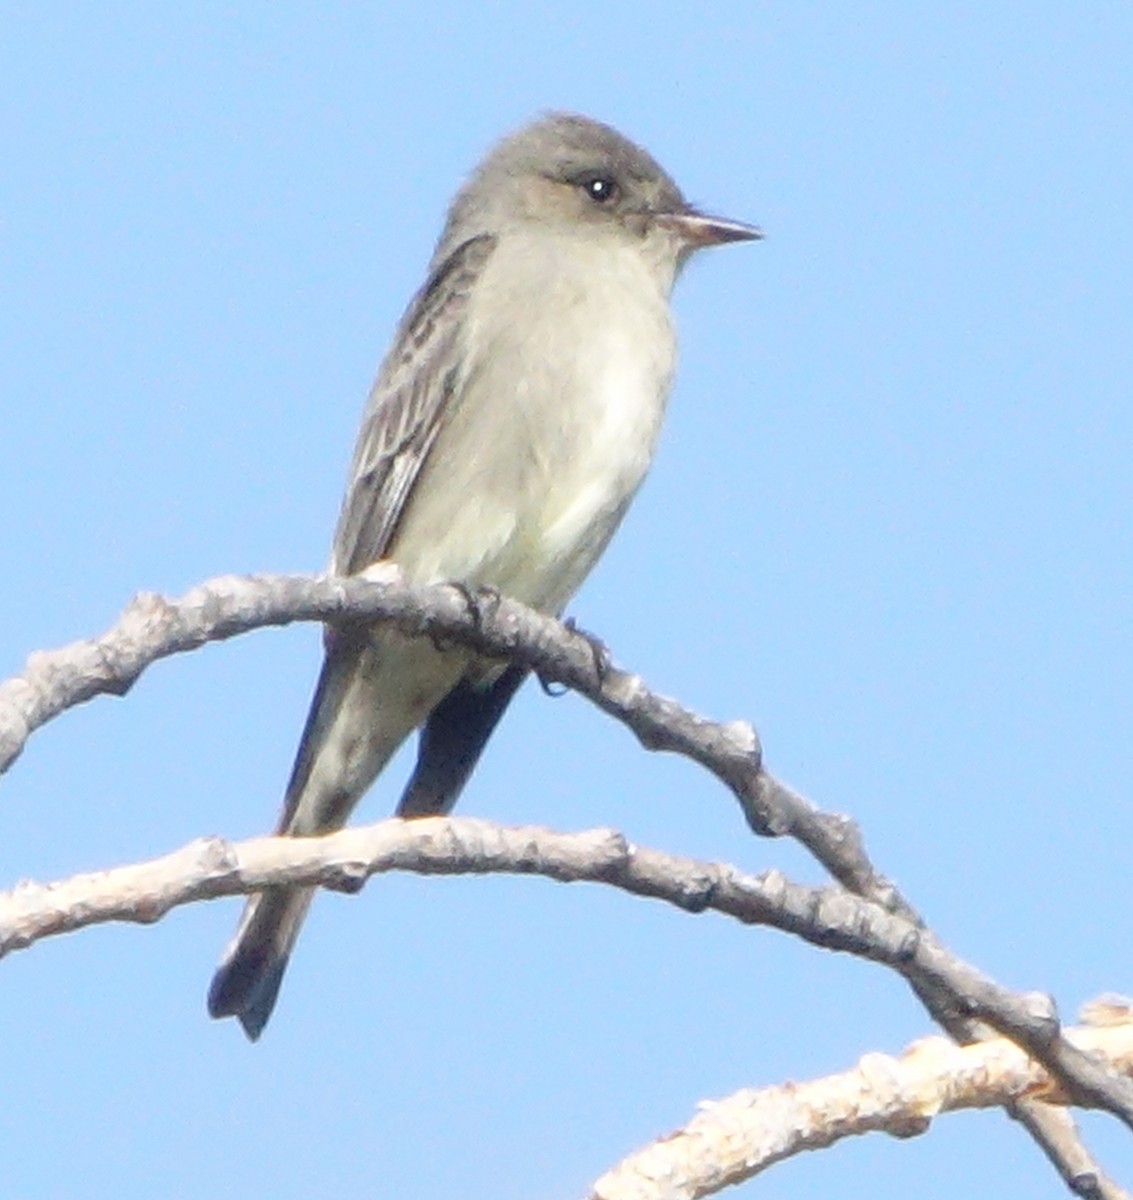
<box><xmin>396</xmin><ymin>230</ymin><xmax>677</xmax><ymax>613</ymax></box>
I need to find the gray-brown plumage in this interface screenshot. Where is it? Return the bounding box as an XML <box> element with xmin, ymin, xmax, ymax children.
<box><xmin>207</xmin><ymin>112</ymin><xmax>760</xmax><ymax>1039</ymax></box>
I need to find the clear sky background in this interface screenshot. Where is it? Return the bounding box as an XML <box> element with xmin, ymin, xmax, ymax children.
<box><xmin>2</xmin><ymin>5</ymin><xmax>1131</xmax><ymax>1198</ymax></box>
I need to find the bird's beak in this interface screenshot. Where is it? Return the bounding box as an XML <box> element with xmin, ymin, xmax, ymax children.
<box><xmin>657</xmin><ymin>209</ymin><xmax>764</xmax><ymax>248</ymax></box>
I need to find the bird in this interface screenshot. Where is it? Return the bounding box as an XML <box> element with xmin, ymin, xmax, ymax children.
<box><xmin>207</xmin><ymin>111</ymin><xmax>761</xmax><ymax>1039</ymax></box>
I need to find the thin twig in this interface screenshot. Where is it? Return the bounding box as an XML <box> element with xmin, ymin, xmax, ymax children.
<box><xmin>1</xmin><ymin>573</ymin><xmax>1129</xmax><ymax>1172</ymax></box>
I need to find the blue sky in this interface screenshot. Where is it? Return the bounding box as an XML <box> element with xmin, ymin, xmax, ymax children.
<box><xmin>2</xmin><ymin>4</ymin><xmax>1131</xmax><ymax>1197</ymax></box>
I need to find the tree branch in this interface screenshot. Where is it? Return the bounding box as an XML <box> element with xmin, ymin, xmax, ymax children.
<box><xmin>2</xmin><ymin>573</ymin><xmax>1129</xmax><ymax>1181</ymax></box>
<box><xmin>0</xmin><ymin>813</ymin><xmax>1126</xmax><ymax>1126</ymax></box>
<box><xmin>0</xmin><ymin>572</ymin><xmax>903</xmax><ymax>912</ymax></box>
<box><xmin>2</xmin><ymin>815</ymin><xmax>1130</xmax><ymax>1198</ymax></box>
<box><xmin>590</xmin><ymin>1013</ymin><xmax>1133</xmax><ymax>1200</ymax></box>
<box><xmin>0</xmin><ymin>817</ymin><xmax>1099</xmax><ymax>1081</ymax></box>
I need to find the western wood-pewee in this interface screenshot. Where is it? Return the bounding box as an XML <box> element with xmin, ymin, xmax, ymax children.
<box><xmin>208</xmin><ymin>112</ymin><xmax>760</xmax><ymax>1038</ymax></box>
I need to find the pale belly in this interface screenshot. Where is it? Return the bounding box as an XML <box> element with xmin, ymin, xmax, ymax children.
<box><xmin>390</xmin><ymin>233</ymin><xmax>677</xmax><ymax>614</ymax></box>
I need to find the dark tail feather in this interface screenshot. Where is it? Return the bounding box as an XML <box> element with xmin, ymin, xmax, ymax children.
<box><xmin>207</xmin><ymin>637</ymin><xmax>389</xmax><ymax>1040</ymax></box>
<box><xmin>209</xmin><ymin>633</ymin><xmax>474</xmax><ymax>1038</ymax></box>
<box><xmin>207</xmin><ymin>885</ymin><xmax>315</xmax><ymax>1041</ymax></box>
<box><xmin>397</xmin><ymin>665</ymin><xmax>527</xmax><ymax>817</ymax></box>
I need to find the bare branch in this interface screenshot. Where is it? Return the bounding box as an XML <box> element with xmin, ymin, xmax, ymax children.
<box><xmin>1009</xmin><ymin>1100</ymin><xmax>1133</xmax><ymax>1200</ymax></box>
<box><xmin>2</xmin><ymin>574</ymin><xmax>1130</xmax><ymax>1172</ymax></box>
<box><xmin>589</xmin><ymin>1014</ymin><xmax>1133</xmax><ymax>1200</ymax></box>
<box><xmin>0</xmin><ymin>573</ymin><xmax>901</xmax><ymax>910</ymax></box>
<box><xmin>3</xmin><ymin>815</ymin><xmax>1130</xmax><ymax>1194</ymax></box>
<box><xmin>0</xmin><ymin>816</ymin><xmax>920</xmax><ymax>957</ymax></box>
<box><xmin>0</xmin><ymin>813</ymin><xmax>1129</xmax><ymax>1134</ymax></box>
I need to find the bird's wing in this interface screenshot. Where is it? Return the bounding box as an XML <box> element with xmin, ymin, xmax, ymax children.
<box><xmin>331</xmin><ymin>232</ymin><xmax>497</xmax><ymax>575</ymax></box>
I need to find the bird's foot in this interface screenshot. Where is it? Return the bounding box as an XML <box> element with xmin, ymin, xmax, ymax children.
<box><xmin>537</xmin><ymin>615</ymin><xmax>611</xmax><ymax>696</ymax></box>
<box><xmin>450</xmin><ymin>581</ymin><xmax>503</xmax><ymax>632</ymax></box>
<box><xmin>564</xmin><ymin>616</ymin><xmax>612</xmax><ymax>683</ymax></box>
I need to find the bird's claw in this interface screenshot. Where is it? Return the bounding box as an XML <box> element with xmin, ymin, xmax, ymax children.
<box><xmin>537</xmin><ymin>615</ymin><xmax>611</xmax><ymax>697</ymax></box>
<box><xmin>564</xmin><ymin>616</ymin><xmax>612</xmax><ymax>683</ymax></box>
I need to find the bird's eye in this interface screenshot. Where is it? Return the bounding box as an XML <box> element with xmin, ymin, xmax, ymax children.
<box><xmin>579</xmin><ymin>175</ymin><xmax>619</xmax><ymax>204</ymax></box>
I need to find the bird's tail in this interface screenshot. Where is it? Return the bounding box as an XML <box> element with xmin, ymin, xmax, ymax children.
<box><xmin>207</xmin><ymin>885</ymin><xmax>315</xmax><ymax>1040</ymax></box>
<box><xmin>207</xmin><ymin>631</ymin><xmax>468</xmax><ymax>1040</ymax></box>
